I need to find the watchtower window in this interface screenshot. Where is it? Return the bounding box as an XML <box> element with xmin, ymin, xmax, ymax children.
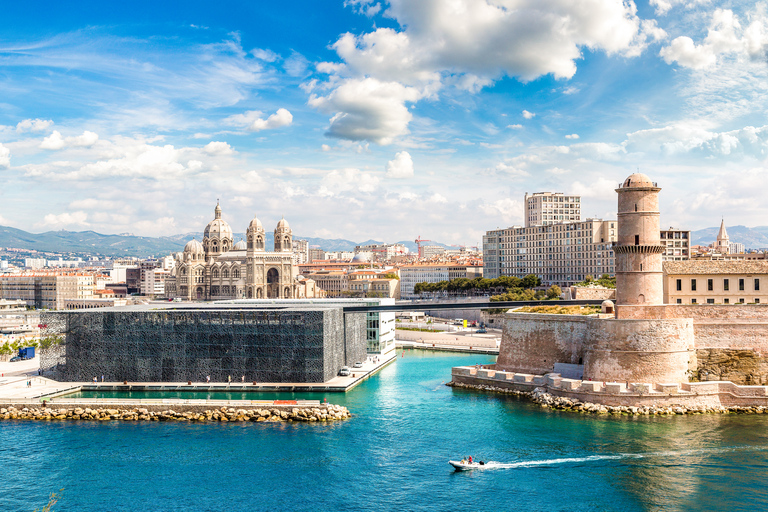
<box><xmin>635</xmin><ymin>235</ymin><xmax>639</xmax><ymax>245</ymax></box>
<box><xmin>634</xmin><ymin>204</ymin><xmax>638</xmax><ymax>212</ymax></box>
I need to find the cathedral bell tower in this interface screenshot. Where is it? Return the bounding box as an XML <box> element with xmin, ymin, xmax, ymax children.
<box><xmin>615</xmin><ymin>173</ymin><xmax>665</xmax><ymax>305</ymax></box>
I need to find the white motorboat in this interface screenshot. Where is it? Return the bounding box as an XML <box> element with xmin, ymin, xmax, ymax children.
<box><xmin>449</xmin><ymin>460</ymin><xmax>486</xmax><ymax>471</ymax></box>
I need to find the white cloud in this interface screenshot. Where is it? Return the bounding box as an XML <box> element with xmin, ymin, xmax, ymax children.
<box><xmin>385</xmin><ymin>151</ymin><xmax>414</xmax><ymax>178</ymax></box>
<box><xmin>565</xmin><ymin>134</ymin><xmax>580</xmax><ymax>139</ymax></box>
<box><xmin>225</xmin><ymin>108</ymin><xmax>293</xmax><ymax>132</ymax></box>
<box><xmin>660</xmin><ymin>36</ymin><xmax>717</xmax><ymax>69</ymax></box>
<box><xmin>36</xmin><ymin>211</ymin><xmax>89</xmax><ymax>230</ymax></box>
<box><xmin>318</xmin><ymin>168</ymin><xmax>380</xmax><ymax>195</ymax></box>
<box><xmin>321</xmin><ymin>144</ymin><xmax>332</xmax><ymax>152</ymax></box>
<box><xmin>507</xmin><ymin>124</ymin><xmax>523</xmax><ymax>129</ymax></box>
<box><xmin>338</xmin><ymin>0</ymin><xmax>661</xmax><ymax>83</ymax></box>
<box><xmin>650</xmin><ymin>0</ymin><xmax>712</xmax><ymax>16</ymax></box>
<box><xmin>69</xmin><ymin>199</ymin><xmax>125</xmax><ymax>210</ymax></box>
<box><xmin>251</xmin><ymin>48</ymin><xmax>279</xmax><ymax>62</ymax></box>
<box><xmin>571</xmin><ymin>177</ymin><xmax>620</xmax><ymax>199</ymax></box>
<box><xmin>0</xmin><ymin>144</ymin><xmax>9</xmax><ymax>169</ymax></box>
<box><xmin>480</xmin><ymin>198</ymin><xmax>522</xmax><ymax>224</ymax></box>
<box><xmin>16</xmin><ymin>118</ymin><xmax>54</xmax><ymax>133</ymax></box>
<box><xmin>40</xmin><ymin>130</ymin><xmax>99</xmax><ymax>150</ymax></box>
<box><xmin>522</xmin><ymin>110</ymin><xmax>536</xmax><ymax>120</ymax></box>
<box><xmin>70</xmin><ymin>131</ymin><xmax>99</xmax><ymax>147</ymax></box>
<box><xmin>660</xmin><ymin>7</ymin><xmax>768</xmax><ymax>69</ymax></box>
<box><xmin>203</xmin><ymin>141</ymin><xmax>235</xmax><ymax>155</ymax></box>
<box><xmin>40</xmin><ymin>131</ymin><xmax>66</xmax><ymax>150</ymax></box>
<box><xmin>308</xmin><ymin>78</ymin><xmax>422</xmax><ymax>145</ymax></box>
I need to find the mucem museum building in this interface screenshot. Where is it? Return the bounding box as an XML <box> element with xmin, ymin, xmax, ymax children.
<box><xmin>40</xmin><ymin>304</ymin><xmax>367</xmax><ymax>383</ymax></box>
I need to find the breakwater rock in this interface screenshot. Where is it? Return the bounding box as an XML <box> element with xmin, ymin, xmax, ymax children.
<box><xmin>0</xmin><ymin>405</ymin><xmax>351</xmax><ymax>423</ymax></box>
<box><xmin>447</xmin><ymin>381</ymin><xmax>768</xmax><ymax>416</ymax></box>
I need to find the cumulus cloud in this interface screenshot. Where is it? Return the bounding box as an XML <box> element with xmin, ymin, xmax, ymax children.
<box><xmin>37</xmin><ymin>211</ymin><xmax>89</xmax><ymax>229</ymax></box>
<box><xmin>225</xmin><ymin>108</ymin><xmax>293</xmax><ymax>132</ymax></box>
<box><xmin>40</xmin><ymin>130</ymin><xmax>99</xmax><ymax>150</ymax></box>
<box><xmin>309</xmin><ymin>78</ymin><xmax>422</xmax><ymax>145</ymax></box>
<box><xmin>311</xmin><ymin>0</ymin><xmax>662</xmax><ymax>145</ymax></box>
<box><xmin>318</xmin><ymin>168</ymin><xmax>380</xmax><ymax>195</ymax></box>
<box><xmin>251</xmin><ymin>48</ymin><xmax>279</xmax><ymax>62</ymax></box>
<box><xmin>385</xmin><ymin>151</ymin><xmax>414</xmax><ymax>179</ymax></box>
<box><xmin>40</xmin><ymin>131</ymin><xmax>66</xmax><ymax>150</ymax></box>
<box><xmin>0</xmin><ymin>144</ymin><xmax>9</xmax><ymax>169</ymax></box>
<box><xmin>16</xmin><ymin>118</ymin><xmax>54</xmax><ymax>133</ymax></box>
<box><xmin>565</xmin><ymin>133</ymin><xmax>580</xmax><ymax>139</ymax></box>
<box><xmin>203</xmin><ymin>141</ymin><xmax>235</xmax><ymax>155</ymax></box>
<box><xmin>522</xmin><ymin>110</ymin><xmax>536</xmax><ymax>120</ymax></box>
<box><xmin>660</xmin><ymin>7</ymin><xmax>768</xmax><ymax>69</ymax></box>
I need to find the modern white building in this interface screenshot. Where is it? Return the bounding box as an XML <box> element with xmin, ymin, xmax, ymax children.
<box><xmin>399</xmin><ymin>264</ymin><xmax>483</xmax><ymax>298</ymax></box>
<box><xmin>524</xmin><ymin>192</ymin><xmax>581</xmax><ymax>227</ymax></box>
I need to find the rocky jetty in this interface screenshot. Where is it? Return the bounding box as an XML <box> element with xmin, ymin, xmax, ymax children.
<box><xmin>447</xmin><ymin>381</ymin><xmax>768</xmax><ymax>416</ymax></box>
<box><xmin>0</xmin><ymin>405</ymin><xmax>351</xmax><ymax>423</ymax></box>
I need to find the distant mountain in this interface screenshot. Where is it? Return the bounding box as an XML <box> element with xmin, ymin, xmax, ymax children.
<box><xmin>0</xmin><ymin>225</ymin><xmax>457</xmax><ymax>258</ymax></box>
<box><xmin>691</xmin><ymin>225</ymin><xmax>768</xmax><ymax>249</ymax></box>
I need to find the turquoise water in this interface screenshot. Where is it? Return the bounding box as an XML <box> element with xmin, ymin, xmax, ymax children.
<box><xmin>3</xmin><ymin>349</ymin><xmax>768</xmax><ymax>511</ymax></box>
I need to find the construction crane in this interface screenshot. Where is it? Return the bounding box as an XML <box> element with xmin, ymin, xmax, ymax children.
<box><xmin>415</xmin><ymin>236</ymin><xmax>431</xmax><ymax>258</ymax></box>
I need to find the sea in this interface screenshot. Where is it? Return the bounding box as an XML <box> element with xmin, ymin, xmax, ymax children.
<box><xmin>2</xmin><ymin>349</ymin><xmax>768</xmax><ymax>511</ymax></box>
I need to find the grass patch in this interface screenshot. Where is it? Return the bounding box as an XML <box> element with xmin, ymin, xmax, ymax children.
<box><xmin>516</xmin><ymin>305</ymin><xmax>601</xmax><ymax>315</ymax></box>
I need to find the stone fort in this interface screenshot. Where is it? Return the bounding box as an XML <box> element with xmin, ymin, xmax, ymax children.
<box><xmin>454</xmin><ymin>172</ymin><xmax>768</xmax><ymax>407</ymax></box>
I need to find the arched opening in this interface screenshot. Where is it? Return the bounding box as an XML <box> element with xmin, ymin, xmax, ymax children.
<box><xmin>257</xmin><ymin>287</ymin><xmax>263</xmax><ymax>298</ymax></box>
<box><xmin>284</xmin><ymin>286</ymin><xmax>291</xmax><ymax>298</ymax></box>
<box><xmin>267</xmin><ymin>268</ymin><xmax>280</xmax><ymax>298</ymax></box>
<box><xmin>247</xmin><ymin>287</ymin><xmax>252</xmax><ymax>299</ymax></box>
<box><xmin>196</xmin><ymin>287</ymin><xmax>203</xmax><ymax>299</ymax></box>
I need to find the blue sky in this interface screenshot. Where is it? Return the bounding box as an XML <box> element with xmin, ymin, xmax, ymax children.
<box><xmin>1</xmin><ymin>0</ymin><xmax>766</xmax><ymax>246</ymax></box>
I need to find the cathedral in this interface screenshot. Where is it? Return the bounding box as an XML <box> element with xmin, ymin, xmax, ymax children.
<box><xmin>165</xmin><ymin>203</ymin><xmax>298</xmax><ymax>300</ymax></box>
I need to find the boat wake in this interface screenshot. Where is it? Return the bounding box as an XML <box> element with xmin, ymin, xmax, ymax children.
<box><xmin>461</xmin><ymin>445</ymin><xmax>768</xmax><ymax>471</ymax></box>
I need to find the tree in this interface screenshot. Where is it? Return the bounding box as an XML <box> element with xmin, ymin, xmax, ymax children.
<box><xmin>546</xmin><ymin>285</ymin><xmax>562</xmax><ymax>299</ymax></box>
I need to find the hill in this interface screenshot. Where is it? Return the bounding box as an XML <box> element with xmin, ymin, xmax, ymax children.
<box><xmin>691</xmin><ymin>225</ymin><xmax>768</xmax><ymax>250</ymax></box>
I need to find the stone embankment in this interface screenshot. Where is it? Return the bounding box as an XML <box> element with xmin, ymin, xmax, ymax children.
<box><xmin>0</xmin><ymin>405</ymin><xmax>351</xmax><ymax>423</ymax></box>
<box><xmin>448</xmin><ymin>381</ymin><xmax>768</xmax><ymax>416</ymax></box>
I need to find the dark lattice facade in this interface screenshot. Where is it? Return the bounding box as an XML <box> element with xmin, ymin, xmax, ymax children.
<box><xmin>40</xmin><ymin>307</ymin><xmax>366</xmax><ymax>383</ymax></box>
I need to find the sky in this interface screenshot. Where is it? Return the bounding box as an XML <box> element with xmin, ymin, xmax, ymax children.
<box><xmin>1</xmin><ymin>0</ymin><xmax>767</xmax><ymax>246</ymax></box>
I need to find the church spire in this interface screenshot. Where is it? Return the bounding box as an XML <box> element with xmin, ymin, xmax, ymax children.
<box><xmin>717</xmin><ymin>218</ymin><xmax>728</xmax><ymax>242</ymax></box>
<box><xmin>214</xmin><ymin>200</ymin><xmax>222</xmax><ymax>219</ymax></box>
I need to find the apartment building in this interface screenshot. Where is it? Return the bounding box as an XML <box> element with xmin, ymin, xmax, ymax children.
<box><xmin>524</xmin><ymin>192</ymin><xmax>581</xmax><ymax>227</ymax></box>
<box><xmin>292</xmin><ymin>239</ymin><xmax>309</xmax><ymax>265</ymax></box>
<box><xmin>0</xmin><ymin>272</ymin><xmax>99</xmax><ymax>309</ymax></box>
<box><xmin>660</xmin><ymin>228</ymin><xmax>691</xmax><ymax>261</ymax></box>
<box><xmin>483</xmin><ymin>219</ymin><xmax>616</xmax><ymax>286</ymax></box>
<box><xmin>663</xmin><ymin>260</ymin><xmax>768</xmax><ymax>304</ymax></box>
<box><xmin>400</xmin><ymin>263</ymin><xmax>483</xmax><ymax>298</ymax></box>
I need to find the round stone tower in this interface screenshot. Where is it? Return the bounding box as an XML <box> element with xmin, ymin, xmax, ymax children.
<box><xmin>614</xmin><ymin>173</ymin><xmax>665</xmax><ymax>305</ymax></box>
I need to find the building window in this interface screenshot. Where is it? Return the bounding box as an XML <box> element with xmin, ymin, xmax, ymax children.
<box><xmin>676</xmin><ymin>298</ymin><xmax>682</xmax><ymax>304</ymax></box>
<box><xmin>691</xmin><ymin>298</ymin><xmax>697</xmax><ymax>304</ymax></box>
<box><xmin>634</xmin><ymin>235</ymin><xmax>639</xmax><ymax>245</ymax></box>
<box><xmin>740</xmin><ymin>278</ymin><xmax>745</xmax><ymax>291</ymax></box>
<box><xmin>676</xmin><ymin>279</ymin><xmax>682</xmax><ymax>291</ymax></box>
<box><xmin>724</xmin><ymin>298</ymin><xmax>729</xmax><ymax>304</ymax></box>
<box><xmin>707</xmin><ymin>279</ymin><xmax>713</xmax><ymax>291</ymax></box>
<box><xmin>724</xmin><ymin>279</ymin><xmax>729</xmax><ymax>291</ymax></box>
<box><xmin>755</xmin><ymin>298</ymin><xmax>760</xmax><ymax>304</ymax></box>
<box><xmin>707</xmin><ymin>299</ymin><xmax>714</xmax><ymax>304</ymax></box>
<box><xmin>691</xmin><ymin>279</ymin><xmax>697</xmax><ymax>291</ymax></box>
<box><xmin>739</xmin><ymin>298</ymin><xmax>745</xmax><ymax>303</ymax></box>
<box><xmin>756</xmin><ymin>279</ymin><xmax>760</xmax><ymax>291</ymax></box>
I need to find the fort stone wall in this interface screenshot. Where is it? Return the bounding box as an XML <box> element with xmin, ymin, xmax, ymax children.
<box><xmin>495</xmin><ymin>313</ymin><xmax>587</xmax><ymax>375</ymax></box>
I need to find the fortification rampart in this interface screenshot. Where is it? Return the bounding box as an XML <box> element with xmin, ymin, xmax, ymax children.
<box><xmin>451</xmin><ymin>366</ymin><xmax>768</xmax><ymax>409</ymax></box>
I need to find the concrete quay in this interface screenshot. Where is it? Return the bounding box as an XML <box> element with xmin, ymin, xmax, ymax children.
<box><xmin>450</xmin><ymin>365</ymin><xmax>768</xmax><ymax>413</ymax></box>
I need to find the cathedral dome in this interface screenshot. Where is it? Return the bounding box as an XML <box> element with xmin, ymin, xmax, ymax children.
<box><xmin>622</xmin><ymin>173</ymin><xmax>655</xmax><ymax>188</ymax></box>
<box><xmin>204</xmin><ymin>202</ymin><xmax>234</xmax><ymax>241</ymax></box>
<box><xmin>248</xmin><ymin>216</ymin><xmax>264</xmax><ymax>232</ymax></box>
<box><xmin>184</xmin><ymin>238</ymin><xmax>204</xmax><ymax>254</ymax></box>
<box><xmin>233</xmin><ymin>239</ymin><xmax>247</xmax><ymax>250</ymax></box>
<box><xmin>276</xmin><ymin>217</ymin><xmax>291</xmax><ymax>231</ymax></box>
